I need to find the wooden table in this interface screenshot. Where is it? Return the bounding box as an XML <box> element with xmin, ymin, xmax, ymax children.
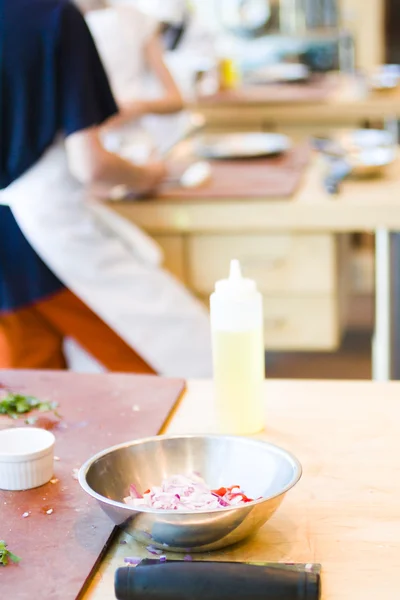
<box><xmin>84</xmin><ymin>378</ymin><xmax>400</xmax><ymax>600</ymax></box>
<box><xmin>191</xmin><ymin>74</ymin><xmax>400</xmax><ymax>133</ymax></box>
<box><xmin>110</xmin><ymin>149</ymin><xmax>400</xmax><ymax>380</ymax></box>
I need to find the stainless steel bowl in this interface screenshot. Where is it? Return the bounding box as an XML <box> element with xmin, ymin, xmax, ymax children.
<box><xmin>79</xmin><ymin>434</ymin><xmax>301</xmax><ymax>552</ymax></box>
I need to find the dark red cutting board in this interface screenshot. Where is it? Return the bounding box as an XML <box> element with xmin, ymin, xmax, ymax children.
<box><xmin>0</xmin><ymin>370</ymin><xmax>185</xmax><ymax>600</ymax></box>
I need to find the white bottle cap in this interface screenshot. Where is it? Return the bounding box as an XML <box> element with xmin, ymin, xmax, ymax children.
<box><xmin>215</xmin><ymin>259</ymin><xmax>257</xmax><ymax>298</ymax></box>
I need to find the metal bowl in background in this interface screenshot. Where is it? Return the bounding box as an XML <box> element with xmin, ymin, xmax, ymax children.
<box><xmin>349</xmin><ymin>147</ymin><xmax>397</xmax><ymax>178</ymax></box>
<box><xmin>345</xmin><ymin>129</ymin><xmax>395</xmax><ymax>150</ymax></box>
<box><xmin>369</xmin><ymin>65</ymin><xmax>400</xmax><ymax>92</ymax></box>
<box><xmin>342</xmin><ymin>129</ymin><xmax>397</xmax><ymax>178</ymax></box>
<box><xmin>79</xmin><ymin>435</ymin><xmax>301</xmax><ymax>552</ymax></box>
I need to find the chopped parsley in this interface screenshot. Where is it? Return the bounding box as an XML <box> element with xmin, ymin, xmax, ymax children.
<box><xmin>0</xmin><ymin>541</ymin><xmax>20</xmax><ymax>566</ymax></box>
<box><xmin>0</xmin><ymin>393</ymin><xmax>60</xmax><ymax>422</ymax></box>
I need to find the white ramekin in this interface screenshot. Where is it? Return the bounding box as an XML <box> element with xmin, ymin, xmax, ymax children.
<box><xmin>0</xmin><ymin>427</ymin><xmax>55</xmax><ymax>491</ymax></box>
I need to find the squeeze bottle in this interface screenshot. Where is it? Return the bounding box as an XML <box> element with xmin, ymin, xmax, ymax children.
<box><xmin>210</xmin><ymin>260</ymin><xmax>265</xmax><ymax>435</ymax></box>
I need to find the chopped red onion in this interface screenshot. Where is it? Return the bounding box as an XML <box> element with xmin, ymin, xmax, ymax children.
<box><xmin>124</xmin><ymin>474</ymin><xmax>254</xmax><ymax>512</ymax></box>
<box><xmin>146</xmin><ymin>545</ymin><xmax>163</xmax><ymax>556</ymax></box>
<box><xmin>124</xmin><ymin>557</ymin><xmax>142</xmax><ymax>565</ymax></box>
<box><xmin>183</xmin><ymin>555</ymin><xmax>192</xmax><ymax>561</ymax></box>
<box><xmin>159</xmin><ymin>555</ymin><xmax>167</xmax><ymax>562</ymax></box>
<box><xmin>129</xmin><ymin>484</ymin><xmax>142</xmax><ymax>499</ymax></box>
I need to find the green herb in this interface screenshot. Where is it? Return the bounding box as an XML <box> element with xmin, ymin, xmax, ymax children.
<box><xmin>0</xmin><ymin>541</ymin><xmax>20</xmax><ymax>566</ymax></box>
<box><xmin>0</xmin><ymin>393</ymin><xmax>60</xmax><ymax>421</ymax></box>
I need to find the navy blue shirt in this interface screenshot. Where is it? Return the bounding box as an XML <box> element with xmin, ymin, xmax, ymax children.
<box><xmin>0</xmin><ymin>0</ymin><xmax>118</xmax><ymax>313</ymax></box>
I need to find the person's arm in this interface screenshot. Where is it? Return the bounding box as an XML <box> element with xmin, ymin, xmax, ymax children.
<box><xmin>105</xmin><ymin>29</ymin><xmax>184</xmax><ymax>130</ymax></box>
<box><xmin>65</xmin><ymin>125</ymin><xmax>166</xmax><ymax>194</ymax></box>
<box><xmin>142</xmin><ymin>30</ymin><xmax>184</xmax><ymax>114</ymax></box>
<box><xmin>58</xmin><ymin>3</ymin><xmax>166</xmax><ymax>195</ymax></box>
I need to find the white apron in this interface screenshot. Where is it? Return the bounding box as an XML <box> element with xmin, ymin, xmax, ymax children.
<box><xmin>0</xmin><ymin>140</ymin><xmax>212</xmax><ymax>378</ymax></box>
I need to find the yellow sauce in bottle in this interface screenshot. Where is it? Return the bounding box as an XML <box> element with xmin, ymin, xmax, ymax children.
<box><xmin>212</xmin><ymin>328</ymin><xmax>265</xmax><ymax>434</ymax></box>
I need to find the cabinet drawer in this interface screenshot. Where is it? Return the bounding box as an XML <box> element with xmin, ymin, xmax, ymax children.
<box><xmin>188</xmin><ymin>234</ymin><xmax>336</xmax><ymax>295</ymax></box>
<box><xmin>153</xmin><ymin>235</ymin><xmax>186</xmax><ymax>284</ymax></box>
<box><xmin>198</xmin><ymin>294</ymin><xmax>342</xmax><ymax>351</ymax></box>
<box><xmin>263</xmin><ymin>296</ymin><xmax>340</xmax><ymax>351</ymax></box>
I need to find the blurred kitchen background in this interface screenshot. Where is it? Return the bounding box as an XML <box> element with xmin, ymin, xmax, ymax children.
<box><xmin>107</xmin><ymin>0</ymin><xmax>387</xmax><ymax>379</ymax></box>
<box><xmin>80</xmin><ymin>0</ymin><xmax>398</xmax><ymax>381</ymax></box>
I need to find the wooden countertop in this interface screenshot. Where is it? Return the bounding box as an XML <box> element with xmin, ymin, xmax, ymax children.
<box><xmin>111</xmin><ymin>152</ymin><xmax>400</xmax><ymax>234</ymax></box>
<box><xmin>191</xmin><ymin>74</ymin><xmax>400</xmax><ymax>126</ymax></box>
<box><xmin>85</xmin><ymin>379</ymin><xmax>400</xmax><ymax>600</ymax></box>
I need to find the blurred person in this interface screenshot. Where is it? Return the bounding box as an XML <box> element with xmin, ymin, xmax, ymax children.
<box><xmin>82</xmin><ymin>0</ymin><xmax>184</xmax><ymax>133</ymax></box>
<box><xmin>120</xmin><ymin>0</ymin><xmax>190</xmax><ymax>51</ymax></box>
<box><xmin>0</xmin><ymin>0</ymin><xmax>212</xmax><ymax>377</ymax></box>
<box><xmin>84</xmin><ymin>0</ymin><xmax>217</xmax><ymax>122</ymax></box>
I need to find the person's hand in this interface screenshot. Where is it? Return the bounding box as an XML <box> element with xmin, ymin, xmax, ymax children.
<box><xmin>139</xmin><ymin>160</ymin><xmax>168</xmax><ymax>194</ymax></box>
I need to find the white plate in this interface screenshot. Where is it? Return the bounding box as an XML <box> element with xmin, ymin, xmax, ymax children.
<box><xmin>195</xmin><ymin>133</ymin><xmax>292</xmax><ymax>159</ymax></box>
<box><xmin>246</xmin><ymin>63</ymin><xmax>310</xmax><ymax>85</ymax></box>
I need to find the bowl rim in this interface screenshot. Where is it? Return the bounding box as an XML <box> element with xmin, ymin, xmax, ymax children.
<box><xmin>78</xmin><ymin>434</ymin><xmax>302</xmax><ymax>516</ymax></box>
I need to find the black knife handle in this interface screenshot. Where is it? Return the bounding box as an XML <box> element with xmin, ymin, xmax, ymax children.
<box><xmin>115</xmin><ymin>562</ymin><xmax>321</xmax><ymax>600</ymax></box>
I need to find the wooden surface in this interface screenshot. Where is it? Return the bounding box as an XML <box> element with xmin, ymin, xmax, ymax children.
<box><xmin>191</xmin><ymin>74</ymin><xmax>400</xmax><ymax>128</ymax></box>
<box><xmin>0</xmin><ymin>371</ymin><xmax>185</xmax><ymax>600</ymax></box>
<box><xmin>187</xmin><ymin>233</ymin><xmax>337</xmax><ymax>295</ymax></box>
<box><xmin>196</xmin><ymin>294</ymin><xmax>343</xmax><ymax>351</ymax></box>
<box><xmin>199</xmin><ymin>74</ymin><xmax>339</xmax><ymax>107</ymax></box>
<box><xmin>112</xmin><ymin>152</ymin><xmax>400</xmax><ymax>233</ymax></box>
<box><xmin>189</xmin><ymin>233</ymin><xmax>349</xmax><ymax>351</ymax></box>
<box><xmin>85</xmin><ymin>379</ymin><xmax>400</xmax><ymax>600</ymax></box>
<box><xmin>112</xmin><ymin>138</ymin><xmax>399</xmax><ymax>352</ymax></box>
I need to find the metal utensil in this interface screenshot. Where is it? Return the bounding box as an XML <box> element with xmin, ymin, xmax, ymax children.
<box><xmin>312</xmin><ymin>137</ymin><xmax>351</xmax><ymax>194</ymax></box>
<box><xmin>79</xmin><ymin>434</ymin><xmax>302</xmax><ymax>552</ymax></box>
<box><xmin>323</xmin><ymin>157</ymin><xmax>352</xmax><ymax>194</ymax></box>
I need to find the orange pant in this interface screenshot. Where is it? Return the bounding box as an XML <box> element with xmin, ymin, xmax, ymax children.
<box><xmin>0</xmin><ymin>288</ymin><xmax>155</xmax><ymax>373</ymax></box>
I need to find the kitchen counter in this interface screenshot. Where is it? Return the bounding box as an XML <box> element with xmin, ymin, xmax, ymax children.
<box><xmin>84</xmin><ymin>378</ymin><xmax>400</xmax><ymax>600</ymax></box>
<box><xmin>190</xmin><ymin>73</ymin><xmax>400</xmax><ymax>131</ymax></box>
<box><xmin>110</xmin><ymin>148</ymin><xmax>400</xmax><ymax>379</ymax></box>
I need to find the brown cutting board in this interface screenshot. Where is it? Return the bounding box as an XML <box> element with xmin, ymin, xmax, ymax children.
<box><xmin>160</xmin><ymin>143</ymin><xmax>310</xmax><ymax>200</ymax></box>
<box><xmin>0</xmin><ymin>370</ymin><xmax>185</xmax><ymax>600</ymax></box>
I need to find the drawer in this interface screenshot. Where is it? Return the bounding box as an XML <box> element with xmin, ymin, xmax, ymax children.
<box><xmin>188</xmin><ymin>234</ymin><xmax>337</xmax><ymax>295</ymax></box>
<box><xmin>153</xmin><ymin>235</ymin><xmax>186</xmax><ymax>284</ymax></box>
<box><xmin>198</xmin><ymin>294</ymin><xmax>343</xmax><ymax>351</ymax></box>
<box><xmin>263</xmin><ymin>296</ymin><xmax>341</xmax><ymax>351</ymax></box>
